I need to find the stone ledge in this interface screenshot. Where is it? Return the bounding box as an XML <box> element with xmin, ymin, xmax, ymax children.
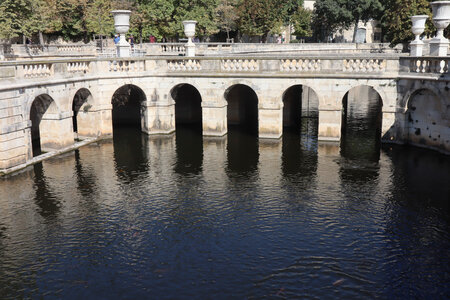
<box><xmin>0</xmin><ymin>135</ymin><xmax>110</xmax><ymax>176</ymax></box>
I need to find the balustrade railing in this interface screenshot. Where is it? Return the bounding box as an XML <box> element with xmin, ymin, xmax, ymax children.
<box><xmin>22</xmin><ymin>63</ymin><xmax>52</xmax><ymax>78</ymax></box>
<box><xmin>108</xmin><ymin>59</ymin><xmax>145</xmax><ymax>72</ymax></box>
<box><xmin>221</xmin><ymin>59</ymin><xmax>259</xmax><ymax>71</ymax></box>
<box><xmin>67</xmin><ymin>61</ymin><xmax>90</xmax><ymax>73</ymax></box>
<box><xmin>4</xmin><ymin>55</ymin><xmax>450</xmax><ymax>84</ymax></box>
<box><xmin>343</xmin><ymin>59</ymin><xmax>386</xmax><ymax>72</ymax></box>
<box><xmin>167</xmin><ymin>59</ymin><xmax>202</xmax><ymax>71</ymax></box>
<box><xmin>281</xmin><ymin>59</ymin><xmax>321</xmax><ymax>72</ymax></box>
<box><xmin>409</xmin><ymin>57</ymin><xmax>449</xmax><ymax>74</ymax></box>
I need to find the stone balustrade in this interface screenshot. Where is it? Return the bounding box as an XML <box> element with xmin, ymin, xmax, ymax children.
<box><xmin>221</xmin><ymin>59</ymin><xmax>259</xmax><ymax>71</ymax></box>
<box><xmin>343</xmin><ymin>59</ymin><xmax>386</xmax><ymax>73</ymax></box>
<box><xmin>67</xmin><ymin>61</ymin><xmax>90</xmax><ymax>73</ymax></box>
<box><xmin>22</xmin><ymin>63</ymin><xmax>53</xmax><ymax>78</ymax></box>
<box><xmin>108</xmin><ymin>59</ymin><xmax>146</xmax><ymax>72</ymax></box>
<box><xmin>281</xmin><ymin>59</ymin><xmax>321</xmax><ymax>72</ymax></box>
<box><xmin>167</xmin><ymin>59</ymin><xmax>202</xmax><ymax>71</ymax></box>
<box><xmin>2</xmin><ymin>55</ymin><xmax>449</xmax><ymax>85</ymax></box>
<box><xmin>408</xmin><ymin>57</ymin><xmax>450</xmax><ymax>74</ymax></box>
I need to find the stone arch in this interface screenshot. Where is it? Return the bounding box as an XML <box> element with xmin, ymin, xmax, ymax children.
<box><xmin>30</xmin><ymin>94</ymin><xmax>59</xmax><ymax>156</ymax></box>
<box><xmin>170</xmin><ymin>83</ymin><xmax>202</xmax><ymax>128</ymax></box>
<box><xmin>224</xmin><ymin>83</ymin><xmax>259</xmax><ymax>134</ymax></box>
<box><xmin>405</xmin><ymin>88</ymin><xmax>449</xmax><ymax>152</ymax></box>
<box><xmin>72</xmin><ymin>88</ymin><xmax>94</xmax><ymax>137</ymax></box>
<box><xmin>111</xmin><ymin>84</ymin><xmax>147</xmax><ymax>130</ymax></box>
<box><xmin>340</xmin><ymin>85</ymin><xmax>383</xmax><ymax>160</ymax></box>
<box><xmin>282</xmin><ymin>84</ymin><xmax>319</xmax><ymax>131</ymax></box>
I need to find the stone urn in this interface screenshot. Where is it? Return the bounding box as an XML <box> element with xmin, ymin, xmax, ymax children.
<box><xmin>410</xmin><ymin>15</ymin><xmax>428</xmax><ymax>56</ymax></box>
<box><xmin>182</xmin><ymin>20</ymin><xmax>197</xmax><ymax>57</ymax></box>
<box><xmin>112</xmin><ymin>10</ymin><xmax>131</xmax><ymax>57</ymax></box>
<box><xmin>430</xmin><ymin>1</ymin><xmax>450</xmax><ymax>56</ymax></box>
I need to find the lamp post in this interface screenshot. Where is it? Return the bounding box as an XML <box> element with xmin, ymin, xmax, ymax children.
<box><xmin>410</xmin><ymin>15</ymin><xmax>428</xmax><ymax>56</ymax></box>
<box><xmin>183</xmin><ymin>20</ymin><xmax>197</xmax><ymax>57</ymax></box>
<box><xmin>430</xmin><ymin>1</ymin><xmax>450</xmax><ymax>56</ymax></box>
<box><xmin>112</xmin><ymin>10</ymin><xmax>131</xmax><ymax>57</ymax></box>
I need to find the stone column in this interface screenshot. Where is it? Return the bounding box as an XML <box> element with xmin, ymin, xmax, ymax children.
<box><xmin>202</xmin><ymin>100</ymin><xmax>227</xmax><ymax>136</ymax></box>
<box><xmin>259</xmin><ymin>106</ymin><xmax>283</xmax><ymax>139</ymax></box>
<box><xmin>318</xmin><ymin>109</ymin><xmax>341</xmax><ymax>142</ymax></box>
<box><xmin>141</xmin><ymin>102</ymin><xmax>175</xmax><ymax>135</ymax></box>
<box><xmin>39</xmin><ymin>111</ymin><xmax>74</xmax><ymax>152</ymax></box>
<box><xmin>76</xmin><ymin>104</ymin><xmax>113</xmax><ymax>137</ymax></box>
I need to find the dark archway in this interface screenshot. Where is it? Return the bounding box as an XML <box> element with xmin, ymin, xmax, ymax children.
<box><xmin>282</xmin><ymin>85</ymin><xmax>319</xmax><ymax>140</ymax></box>
<box><xmin>341</xmin><ymin>85</ymin><xmax>383</xmax><ymax>161</ymax></box>
<box><xmin>72</xmin><ymin>88</ymin><xmax>92</xmax><ymax>138</ymax></box>
<box><xmin>225</xmin><ymin>84</ymin><xmax>258</xmax><ymax>135</ymax></box>
<box><xmin>171</xmin><ymin>84</ymin><xmax>203</xmax><ymax>174</ymax></box>
<box><xmin>111</xmin><ymin>85</ymin><xmax>148</xmax><ymax>181</ymax></box>
<box><xmin>407</xmin><ymin>89</ymin><xmax>448</xmax><ymax>152</ymax></box>
<box><xmin>30</xmin><ymin>94</ymin><xmax>57</xmax><ymax>157</ymax></box>
<box><xmin>111</xmin><ymin>84</ymin><xmax>146</xmax><ymax>130</ymax></box>
<box><xmin>171</xmin><ymin>84</ymin><xmax>202</xmax><ymax>130</ymax></box>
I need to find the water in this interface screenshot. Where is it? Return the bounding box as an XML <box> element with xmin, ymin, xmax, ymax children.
<box><xmin>0</xmin><ymin>124</ymin><xmax>449</xmax><ymax>299</ymax></box>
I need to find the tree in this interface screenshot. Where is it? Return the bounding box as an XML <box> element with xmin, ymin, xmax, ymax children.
<box><xmin>0</xmin><ymin>0</ymin><xmax>32</xmax><ymax>39</ymax></box>
<box><xmin>313</xmin><ymin>0</ymin><xmax>383</xmax><ymax>42</ymax></box>
<box><xmin>216</xmin><ymin>0</ymin><xmax>239</xmax><ymax>40</ymax></box>
<box><xmin>129</xmin><ymin>0</ymin><xmax>176</xmax><ymax>42</ymax></box>
<box><xmin>173</xmin><ymin>0</ymin><xmax>220</xmax><ymax>39</ymax></box>
<box><xmin>292</xmin><ymin>7</ymin><xmax>312</xmax><ymax>38</ymax></box>
<box><xmin>380</xmin><ymin>0</ymin><xmax>433</xmax><ymax>46</ymax></box>
<box><xmin>237</xmin><ymin>0</ymin><xmax>284</xmax><ymax>42</ymax></box>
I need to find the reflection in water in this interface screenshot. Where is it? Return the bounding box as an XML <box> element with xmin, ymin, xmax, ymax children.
<box><xmin>282</xmin><ymin>119</ymin><xmax>318</xmax><ymax>181</ymax></box>
<box><xmin>0</xmin><ymin>126</ymin><xmax>448</xmax><ymax>299</ymax></box>
<box><xmin>33</xmin><ymin>163</ymin><xmax>60</xmax><ymax>220</ymax></box>
<box><xmin>113</xmin><ymin>127</ymin><xmax>149</xmax><ymax>183</ymax></box>
<box><xmin>226</xmin><ymin>126</ymin><xmax>259</xmax><ymax>178</ymax></box>
<box><xmin>74</xmin><ymin>150</ymin><xmax>96</xmax><ymax>197</ymax></box>
<box><xmin>341</xmin><ymin>87</ymin><xmax>382</xmax><ymax>162</ymax></box>
<box><xmin>174</xmin><ymin>125</ymin><xmax>203</xmax><ymax>175</ymax></box>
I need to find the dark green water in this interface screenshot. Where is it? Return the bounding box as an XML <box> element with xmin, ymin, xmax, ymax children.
<box><xmin>0</xmin><ymin>123</ymin><xmax>449</xmax><ymax>299</ymax></box>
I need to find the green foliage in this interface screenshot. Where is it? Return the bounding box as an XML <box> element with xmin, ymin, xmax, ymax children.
<box><xmin>216</xmin><ymin>0</ymin><xmax>239</xmax><ymax>39</ymax></box>
<box><xmin>380</xmin><ymin>0</ymin><xmax>433</xmax><ymax>46</ymax></box>
<box><xmin>237</xmin><ymin>0</ymin><xmax>297</xmax><ymax>41</ymax></box>
<box><xmin>173</xmin><ymin>0</ymin><xmax>220</xmax><ymax>38</ymax></box>
<box><xmin>313</xmin><ymin>0</ymin><xmax>383</xmax><ymax>41</ymax></box>
<box><xmin>0</xmin><ymin>0</ymin><xmax>32</xmax><ymax>39</ymax></box>
<box><xmin>292</xmin><ymin>7</ymin><xmax>312</xmax><ymax>37</ymax></box>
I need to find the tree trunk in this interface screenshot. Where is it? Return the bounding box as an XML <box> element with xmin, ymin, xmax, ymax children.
<box><xmin>39</xmin><ymin>31</ymin><xmax>44</xmax><ymax>46</ymax></box>
<box><xmin>352</xmin><ymin>20</ymin><xmax>359</xmax><ymax>43</ymax></box>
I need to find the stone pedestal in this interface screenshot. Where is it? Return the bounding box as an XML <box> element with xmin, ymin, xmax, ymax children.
<box><xmin>259</xmin><ymin>107</ymin><xmax>282</xmax><ymax>139</ymax></box>
<box><xmin>185</xmin><ymin>43</ymin><xmax>196</xmax><ymax>57</ymax></box>
<box><xmin>410</xmin><ymin>40</ymin><xmax>425</xmax><ymax>56</ymax></box>
<box><xmin>116</xmin><ymin>43</ymin><xmax>131</xmax><ymax>57</ymax></box>
<box><xmin>318</xmin><ymin>110</ymin><xmax>341</xmax><ymax>141</ymax></box>
<box><xmin>202</xmin><ymin>105</ymin><xmax>227</xmax><ymax>136</ymax></box>
<box><xmin>429</xmin><ymin>38</ymin><xmax>449</xmax><ymax>56</ymax></box>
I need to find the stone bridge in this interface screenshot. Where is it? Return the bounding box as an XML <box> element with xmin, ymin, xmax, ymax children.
<box><xmin>0</xmin><ymin>53</ymin><xmax>449</xmax><ymax>174</ymax></box>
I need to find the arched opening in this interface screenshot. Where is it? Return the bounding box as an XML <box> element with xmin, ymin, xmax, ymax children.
<box><xmin>30</xmin><ymin>94</ymin><xmax>57</xmax><ymax>157</ymax></box>
<box><xmin>170</xmin><ymin>84</ymin><xmax>203</xmax><ymax>174</ymax></box>
<box><xmin>282</xmin><ymin>85</ymin><xmax>319</xmax><ymax>142</ymax></box>
<box><xmin>407</xmin><ymin>89</ymin><xmax>449</xmax><ymax>151</ymax></box>
<box><xmin>111</xmin><ymin>84</ymin><xmax>145</xmax><ymax>131</ymax></box>
<box><xmin>341</xmin><ymin>85</ymin><xmax>383</xmax><ymax>161</ymax></box>
<box><xmin>225</xmin><ymin>84</ymin><xmax>258</xmax><ymax>135</ymax></box>
<box><xmin>171</xmin><ymin>84</ymin><xmax>202</xmax><ymax>130</ymax></box>
<box><xmin>72</xmin><ymin>88</ymin><xmax>93</xmax><ymax>139</ymax></box>
<box><xmin>111</xmin><ymin>85</ymin><xmax>148</xmax><ymax>180</ymax></box>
